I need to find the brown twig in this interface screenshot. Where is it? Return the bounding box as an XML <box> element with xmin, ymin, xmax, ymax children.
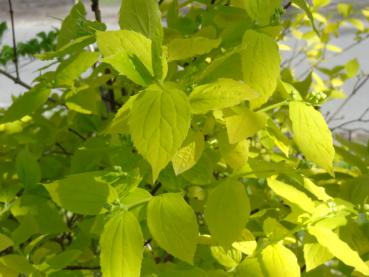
<box><xmin>0</xmin><ymin>68</ymin><xmax>31</xmax><ymax>89</ymax></box>
<box><xmin>65</xmin><ymin>265</ymin><xmax>100</xmax><ymax>271</ymax></box>
<box><xmin>150</xmin><ymin>182</ymin><xmax>162</xmax><ymax>195</ymax></box>
<box><xmin>328</xmin><ymin>74</ymin><xmax>369</xmax><ymax>123</ymax></box>
<box><xmin>283</xmin><ymin>1</ymin><xmax>292</xmax><ymax>10</ymax></box>
<box><xmin>91</xmin><ymin>0</ymin><xmax>102</xmax><ymax>22</ymax></box>
<box><xmin>8</xmin><ymin>0</ymin><xmax>19</xmax><ymax>79</ymax></box>
<box><xmin>331</xmin><ymin>107</ymin><xmax>369</xmax><ymax>131</ymax></box>
<box><xmin>297</xmin><ymin>35</ymin><xmax>369</xmax><ymax>80</ymax></box>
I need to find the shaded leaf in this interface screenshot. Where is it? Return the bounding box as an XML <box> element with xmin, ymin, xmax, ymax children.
<box><xmin>205</xmin><ymin>180</ymin><xmax>250</xmax><ymax>248</ymax></box>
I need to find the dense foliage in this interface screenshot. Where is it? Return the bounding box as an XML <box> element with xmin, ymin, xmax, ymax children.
<box><xmin>1</xmin><ymin>0</ymin><xmax>369</xmax><ymax>276</ymax></box>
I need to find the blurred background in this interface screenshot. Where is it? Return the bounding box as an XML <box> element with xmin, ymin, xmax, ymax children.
<box><xmin>0</xmin><ymin>0</ymin><xmax>368</xmax><ymax>140</ymax></box>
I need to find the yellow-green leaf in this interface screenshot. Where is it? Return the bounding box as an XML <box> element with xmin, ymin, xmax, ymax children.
<box><xmin>289</xmin><ymin>101</ymin><xmax>335</xmax><ymax>174</ymax></box>
<box><xmin>172</xmin><ymin>131</ymin><xmax>205</xmax><ymax>175</ymax></box>
<box><xmin>168</xmin><ymin>37</ymin><xmax>221</xmax><ymax>61</ymax></box>
<box><xmin>119</xmin><ymin>0</ymin><xmax>164</xmax><ymax>79</ymax></box>
<box><xmin>293</xmin><ymin>0</ymin><xmax>320</xmax><ymax>36</ymax></box>
<box><xmin>210</xmin><ymin>246</ymin><xmax>242</xmax><ymax>268</ymax></box>
<box><xmin>308</xmin><ymin>226</ymin><xmax>369</xmax><ymax>276</ymax></box>
<box><xmin>260</xmin><ymin>243</ymin><xmax>300</xmax><ymax>277</ymax></box>
<box><xmin>147</xmin><ymin>193</ymin><xmax>198</xmax><ymax>264</ymax></box>
<box><xmin>241</xmin><ymin>30</ymin><xmax>280</xmax><ymax>108</ymax></box>
<box><xmin>267</xmin><ymin>178</ymin><xmax>315</xmax><ymax>213</ymax></box>
<box><xmin>119</xmin><ymin>0</ymin><xmax>163</xmax><ymax>44</ymax></box>
<box><xmin>232</xmin><ymin>229</ymin><xmax>257</xmax><ymax>255</ymax></box>
<box><xmin>225</xmin><ymin>107</ymin><xmax>267</xmax><ymax>144</ymax></box>
<box><xmin>303</xmin><ymin>234</ymin><xmax>333</xmax><ymax>272</ymax></box>
<box><xmin>129</xmin><ymin>83</ymin><xmax>191</xmax><ymax>181</ymax></box>
<box><xmin>235</xmin><ymin>257</ymin><xmax>263</xmax><ymax>277</ymax></box>
<box><xmin>218</xmin><ymin>131</ymin><xmax>250</xmax><ymax>170</ymax></box>
<box><xmin>242</xmin><ymin>0</ymin><xmax>282</xmax><ymax>25</ymax></box>
<box><xmin>96</xmin><ymin>30</ymin><xmax>155</xmax><ymax>86</ymax></box>
<box><xmin>345</xmin><ymin>59</ymin><xmax>360</xmax><ymax>78</ymax></box>
<box><xmin>189</xmin><ymin>78</ymin><xmax>259</xmax><ymax>114</ymax></box>
<box><xmin>303</xmin><ymin>178</ymin><xmax>332</xmax><ymax>202</ymax></box>
<box><xmin>205</xmin><ymin>180</ymin><xmax>250</xmax><ymax>248</ymax></box>
<box><xmin>45</xmin><ymin>171</ymin><xmax>110</xmax><ymax>215</ymax></box>
<box><xmin>55</xmin><ymin>51</ymin><xmax>99</xmax><ymax>86</ymax></box>
<box><xmin>100</xmin><ymin>211</ymin><xmax>143</xmax><ymax>277</ymax></box>
<box><xmin>104</xmin><ymin>94</ymin><xmax>138</xmax><ymax>135</ymax></box>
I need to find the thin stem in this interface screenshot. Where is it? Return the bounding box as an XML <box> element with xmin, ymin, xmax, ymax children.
<box><xmin>298</xmin><ymin>34</ymin><xmax>369</xmax><ymax>80</ymax></box>
<box><xmin>256</xmin><ymin>100</ymin><xmax>289</xmax><ymax>113</ymax></box>
<box><xmin>8</xmin><ymin>0</ymin><xmax>19</xmax><ymax>79</ymax></box>
<box><xmin>55</xmin><ymin>142</ymin><xmax>72</xmax><ymax>156</ymax></box>
<box><xmin>68</xmin><ymin>128</ymin><xmax>87</xmax><ymax>141</ymax></box>
<box><xmin>332</xmin><ymin>119</ymin><xmax>369</xmax><ymax>131</ymax></box>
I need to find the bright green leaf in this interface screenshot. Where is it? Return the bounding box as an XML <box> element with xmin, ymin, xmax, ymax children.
<box><xmin>172</xmin><ymin>131</ymin><xmax>205</xmax><ymax>175</ymax></box>
<box><xmin>104</xmin><ymin>95</ymin><xmax>138</xmax><ymax>135</ymax></box>
<box><xmin>210</xmin><ymin>246</ymin><xmax>242</xmax><ymax>268</ymax></box>
<box><xmin>129</xmin><ymin>83</ymin><xmax>191</xmax><ymax>181</ymax></box>
<box><xmin>242</xmin><ymin>0</ymin><xmax>282</xmax><ymax>25</ymax></box>
<box><xmin>303</xmin><ymin>178</ymin><xmax>332</xmax><ymax>202</ymax></box>
<box><xmin>147</xmin><ymin>193</ymin><xmax>198</xmax><ymax>263</ymax></box>
<box><xmin>100</xmin><ymin>211</ymin><xmax>144</xmax><ymax>277</ymax></box>
<box><xmin>345</xmin><ymin>59</ymin><xmax>360</xmax><ymax>78</ymax></box>
<box><xmin>303</xmin><ymin>234</ymin><xmax>333</xmax><ymax>272</ymax></box>
<box><xmin>289</xmin><ymin>101</ymin><xmax>335</xmax><ymax>174</ymax></box>
<box><xmin>267</xmin><ymin>178</ymin><xmax>315</xmax><ymax>213</ymax></box>
<box><xmin>225</xmin><ymin>107</ymin><xmax>267</xmax><ymax>144</ymax></box>
<box><xmin>241</xmin><ymin>30</ymin><xmax>280</xmax><ymax>108</ymax></box>
<box><xmin>119</xmin><ymin>0</ymin><xmax>163</xmax><ymax>44</ymax></box>
<box><xmin>232</xmin><ymin>229</ymin><xmax>257</xmax><ymax>255</ymax></box>
<box><xmin>218</xmin><ymin>131</ymin><xmax>250</xmax><ymax>170</ymax></box>
<box><xmin>235</xmin><ymin>257</ymin><xmax>263</xmax><ymax>277</ymax></box>
<box><xmin>55</xmin><ymin>51</ymin><xmax>99</xmax><ymax>86</ymax></box>
<box><xmin>57</xmin><ymin>1</ymin><xmax>105</xmax><ymax>49</ymax></box>
<box><xmin>96</xmin><ymin>30</ymin><xmax>154</xmax><ymax>86</ymax></box>
<box><xmin>260</xmin><ymin>243</ymin><xmax>300</xmax><ymax>277</ymax></box>
<box><xmin>119</xmin><ymin>0</ymin><xmax>164</xmax><ymax>79</ymax></box>
<box><xmin>308</xmin><ymin>225</ymin><xmax>369</xmax><ymax>276</ymax></box>
<box><xmin>189</xmin><ymin>78</ymin><xmax>259</xmax><ymax>114</ymax></box>
<box><xmin>293</xmin><ymin>0</ymin><xmax>320</xmax><ymax>36</ymax></box>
